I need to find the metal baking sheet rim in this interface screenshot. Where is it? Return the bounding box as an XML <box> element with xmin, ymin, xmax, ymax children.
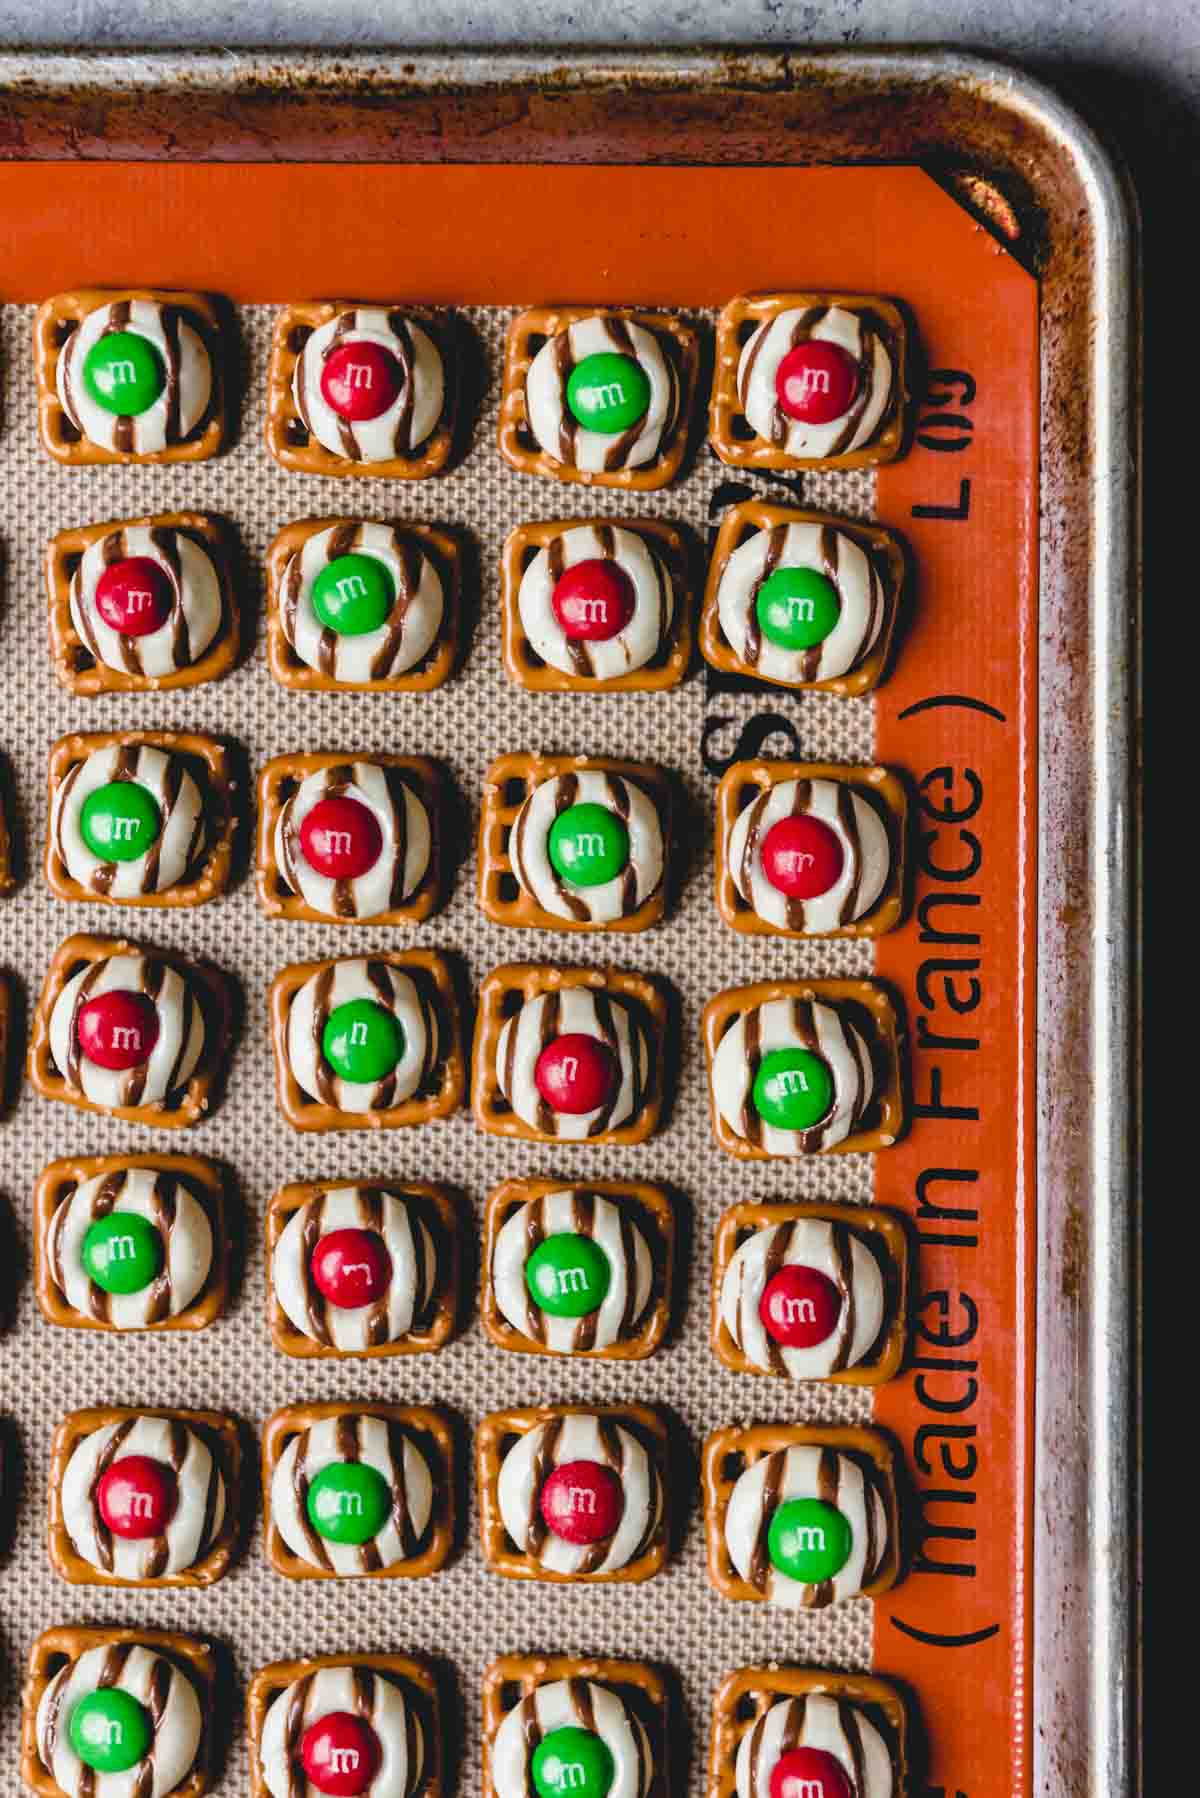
<box><xmin>0</xmin><ymin>46</ymin><xmax>1141</xmax><ymax>1798</ymax></box>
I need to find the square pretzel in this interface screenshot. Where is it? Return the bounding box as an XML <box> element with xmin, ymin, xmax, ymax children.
<box><xmin>711</xmin><ymin>1200</ymin><xmax>911</xmax><ymax>1385</ymax></box>
<box><xmin>481</xmin><ymin>1177</ymin><xmax>675</xmax><ymax>1361</ymax></box>
<box><xmin>257</xmin><ymin>753</ymin><xmax>446</xmax><ymax>924</ymax></box>
<box><xmin>46</xmin><ymin>511</ymin><xmax>240</xmax><ymax>696</ymax></box>
<box><xmin>34</xmin><ymin>1152</ymin><xmax>230</xmax><ymax>1334</ymax></box>
<box><xmin>262</xmin><ymin>1401</ymin><xmax>455</xmax><ymax>1581</ymax></box>
<box><xmin>709</xmin><ymin>291</ymin><xmax>913</xmax><ymax>471</ymax></box>
<box><xmin>22</xmin><ymin>1626</ymin><xmax>217</xmax><ymax>1798</ymax></box>
<box><xmin>709</xmin><ymin>1666</ymin><xmax>911</xmax><ymax>1798</ymax></box>
<box><xmin>501</xmin><ymin>517</ymin><xmax>693</xmax><ymax>693</ymax></box>
<box><xmin>27</xmin><ymin>933</ymin><xmax>234</xmax><ymax>1128</ymax></box>
<box><xmin>477</xmin><ymin>1403</ymin><xmax>669</xmax><ymax>1585</ymax></box>
<box><xmin>269</xmin><ymin>949</ymin><xmax>465</xmax><ymax>1133</ymax></box>
<box><xmin>700</xmin><ymin>500</ymin><xmax>906</xmax><ymax>698</ymax></box>
<box><xmin>478</xmin><ymin>753</ymin><xmax>674</xmax><ymax>933</ymax></box>
<box><xmin>46</xmin><ymin>731</ymin><xmax>237</xmax><ymax>908</ymax></box>
<box><xmin>265</xmin><ymin>300</ymin><xmax>457</xmax><ymax>479</ymax></box>
<box><xmin>48</xmin><ymin>1405</ymin><xmax>243</xmax><ymax>1589</ymax></box>
<box><xmin>265</xmin><ymin>517</ymin><xmax>462</xmax><ymax>693</ymax></box>
<box><xmin>498</xmin><ymin>305</ymin><xmax>700</xmax><ymax>490</ymax></box>
<box><xmin>715</xmin><ymin>760</ymin><xmax>909</xmax><ymax>939</ymax></box>
<box><xmin>472</xmin><ymin>962</ymin><xmax>669</xmax><ymax>1146</ymax></box>
<box><xmin>34</xmin><ymin>287</ymin><xmax>228</xmax><ymax>466</ymax></box>
<box><xmin>484</xmin><ymin>1655</ymin><xmax>670</xmax><ymax>1798</ymax></box>
<box><xmin>702</xmin><ymin>1422</ymin><xmax>904</xmax><ymax>1604</ymax></box>
<box><xmin>266</xmin><ymin>1179</ymin><xmax>460</xmax><ymax>1359</ymax></box>
<box><xmin>702</xmin><ymin>977</ymin><xmax>907</xmax><ymax>1159</ymax></box>
<box><xmin>247</xmin><ymin>1653</ymin><xmax>443</xmax><ymax>1798</ymax></box>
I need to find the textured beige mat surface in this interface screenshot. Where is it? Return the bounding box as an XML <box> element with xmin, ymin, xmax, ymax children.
<box><xmin>0</xmin><ymin>304</ymin><xmax>882</xmax><ymax>1792</ymax></box>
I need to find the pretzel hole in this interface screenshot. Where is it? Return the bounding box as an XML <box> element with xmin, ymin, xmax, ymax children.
<box><xmin>522</xmin><ymin>642</ymin><xmax>546</xmax><ymax>671</ymax></box>
<box><xmin>497</xmin><ymin>874</ymin><xmax>520</xmax><ymax>905</ymax></box>
<box><xmin>503</xmin><ymin>778</ymin><xmax>527</xmax><ymax>808</ymax></box>
<box><xmin>722</xmin><ymin>1451</ymin><xmax>745</xmax><ymax>1482</ymax></box>
<box><xmin>68</xmin><ymin>645</ymin><xmax>97</xmax><ymax>674</ymax></box>
<box><xmin>499</xmin><ymin>1681</ymin><xmax>523</xmax><ymax>1712</ymax></box>
<box><xmin>285</xmin><ymin>418</ymin><xmax>309</xmax><ymax>446</ymax></box>
<box><xmin>288</xmin><ymin>325</ymin><xmax>313</xmax><ymax>353</ymax></box>
<box><xmin>63</xmin><ymin>551</ymin><xmax>83</xmax><ymax>579</ymax></box>
<box><xmin>730</xmin><ymin>414</ymin><xmax>758</xmax><ymax>443</ymax></box>
<box><xmin>735</xmin><ymin>1693</ymin><xmax>758</xmax><ymax>1723</ymax></box>
<box><xmin>527</xmin><ymin>333</ymin><xmax>548</xmax><ymax>357</ymax></box>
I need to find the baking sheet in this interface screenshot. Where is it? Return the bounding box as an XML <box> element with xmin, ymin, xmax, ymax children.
<box><xmin>0</xmin><ymin>148</ymin><xmax>1056</xmax><ymax>1798</ymax></box>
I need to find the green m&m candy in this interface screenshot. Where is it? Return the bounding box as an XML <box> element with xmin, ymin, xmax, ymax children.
<box><xmin>752</xmin><ymin>1048</ymin><xmax>833</xmax><ymax>1132</ymax></box>
<box><xmin>548</xmin><ymin>803</ymin><xmax>629</xmax><ymax>889</ymax></box>
<box><xmin>525</xmin><ymin>1233</ymin><xmax>612</xmax><ymax>1317</ymax></box>
<box><xmin>81</xmin><ymin>1212</ymin><xmax>163</xmax><ymax>1296</ymax></box>
<box><xmin>69</xmin><ymin>1689</ymin><xmax>153</xmax><ymax>1774</ymax></box>
<box><xmin>306</xmin><ymin>1461</ymin><xmax>391</xmax><ymax>1545</ymax></box>
<box><xmin>80</xmin><ymin>780</ymin><xmax>161</xmax><ymax>863</ymax></box>
<box><xmin>566</xmin><ymin>353</ymin><xmax>651</xmax><ymax>435</ymax></box>
<box><xmin>312</xmin><ymin>554</ymin><xmax>395</xmax><ymax>636</ymax></box>
<box><xmin>82</xmin><ymin>332</ymin><xmax>165</xmax><ymax>417</ymax></box>
<box><xmin>531</xmin><ymin>1727</ymin><xmax>615</xmax><ymax>1798</ymax></box>
<box><xmin>321</xmin><ymin>999</ymin><xmax>404</xmax><ymax>1083</ymax></box>
<box><xmin>767</xmin><ymin>1496</ymin><xmax>853</xmax><ymax>1585</ymax></box>
<box><xmin>755</xmin><ymin>566</ymin><xmax>841</xmax><ymax>651</ymax></box>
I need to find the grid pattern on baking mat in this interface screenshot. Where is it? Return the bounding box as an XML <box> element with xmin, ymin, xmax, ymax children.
<box><xmin>0</xmin><ymin>303</ymin><xmax>881</xmax><ymax>1793</ymax></box>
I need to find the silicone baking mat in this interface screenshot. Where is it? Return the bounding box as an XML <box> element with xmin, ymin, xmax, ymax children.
<box><xmin>0</xmin><ymin>163</ymin><xmax>1037</xmax><ymax>1797</ymax></box>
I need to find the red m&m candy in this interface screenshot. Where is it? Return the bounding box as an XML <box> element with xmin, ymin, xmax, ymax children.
<box><xmin>551</xmin><ymin>560</ymin><xmax>636</xmax><ymax>642</ymax></box>
<box><xmin>775</xmin><ymin>340</ymin><xmax>860</xmax><ymax>425</ymax></box>
<box><xmin>76</xmin><ymin>990</ymin><xmax>159</xmax><ymax>1071</ymax></box>
<box><xmin>320</xmin><ymin>342</ymin><xmax>403</xmax><ymax>422</ymax></box>
<box><xmin>94</xmin><ymin>557</ymin><xmax>173</xmax><ymax>637</ymax></box>
<box><xmin>299</xmin><ymin>796</ymin><xmax>383</xmax><ymax>881</ymax></box>
<box><xmin>540</xmin><ymin>1460</ymin><xmax>624</xmax><ymax>1545</ymax></box>
<box><xmin>310</xmin><ymin>1228</ymin><xmax>393</xmax><ymax>1310</ymax></box>
<box><xmin>96</xmin><ymin>1455</ymin><xmax>177</xmax><ymax>1539</ymax></box>
<box><xmin>301</xmin><ymin>1712</ymin><xmax>382</xmax><ymax>1797</ymax></box>
<box><xmin>761</xmin><ymin>815</ymin><xmax>844</xmax><ymax>899</ymax></box>
<box><xmin>534</xmin><ymin>1034</ymin><xmax>618</xmax><ymax>1115</ymax></box>
<box><xmin>760</xmin><ymin>1264</ymin><xmax>843</xmax><ymax>1349</ymax></box>
<box><xmin>769</xmin><ymin>1748</ymin><xmax>853</xmax><ymax>1798</ymax></box>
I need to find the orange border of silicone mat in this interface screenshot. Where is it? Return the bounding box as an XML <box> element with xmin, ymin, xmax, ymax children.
<box><xmin>0</xmin><ymin>161</ymin><xmax>1036</xmax><ymax>1798</ymax></box>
